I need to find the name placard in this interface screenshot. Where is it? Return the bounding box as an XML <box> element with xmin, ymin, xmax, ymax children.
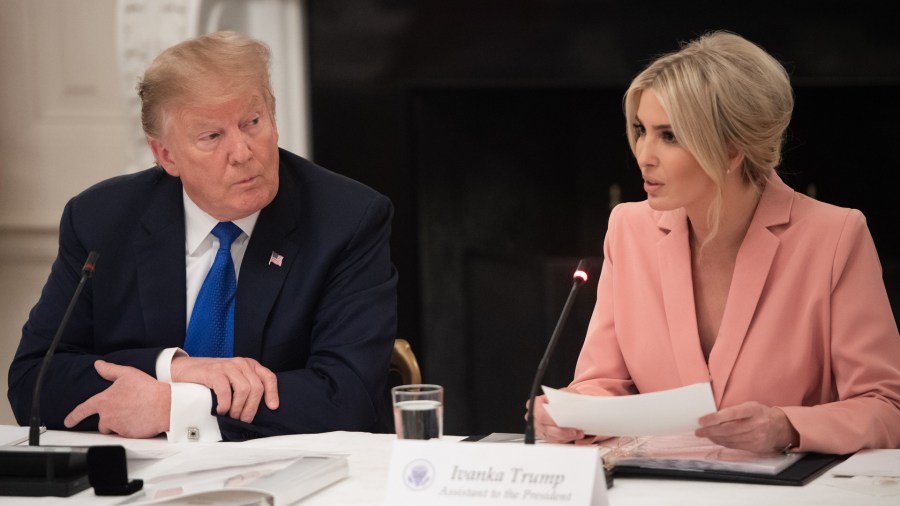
<box><xmin>384</xmin><ymin>440</ymin><xmax>608</xmax><ymax>505</ymax></box>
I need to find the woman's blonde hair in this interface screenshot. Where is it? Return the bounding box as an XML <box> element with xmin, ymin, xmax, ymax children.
<box><xmin>137</xmin><ymin>31</ymin><xmax>276</xmax><ymax>138</ymax></box>
<box><xmin>624</xmin><ymin>31</ymin><xmax>793</xmax><ymax>238</ymax></box>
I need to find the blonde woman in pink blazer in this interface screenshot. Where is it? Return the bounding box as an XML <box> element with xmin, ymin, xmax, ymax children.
<box><xmin>530</xmin><ymin>32</ymin><xmax>900</xmax><ymax>455</ymax></box>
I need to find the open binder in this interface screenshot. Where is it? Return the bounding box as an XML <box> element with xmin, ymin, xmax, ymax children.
<box><xmin>604</xmin><ymin>434</ymin><xmax>845</xmax><ymax>486</ymax></box>
<box><xmin>613</xmin><ymin>452</ymin><xmax>844</xmax><ymax>486</ymax></box>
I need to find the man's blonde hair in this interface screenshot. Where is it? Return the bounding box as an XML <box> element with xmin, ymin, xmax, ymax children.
<box><xmin>137</xmin><ymin>31</ymin><xmax>276</xmax><ymax>138</ymax></box>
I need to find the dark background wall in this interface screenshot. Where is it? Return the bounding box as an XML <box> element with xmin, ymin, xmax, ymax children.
<box><xmin>304</xmin><ymin>0</ymin><xmax>900</xmax><ymax>436</ymax></box>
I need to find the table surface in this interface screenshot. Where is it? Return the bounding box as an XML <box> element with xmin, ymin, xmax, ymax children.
<box><xmin>2</xmin><ymin>428</ymin><xmax>896</xmax><ymax>505</ymax></box>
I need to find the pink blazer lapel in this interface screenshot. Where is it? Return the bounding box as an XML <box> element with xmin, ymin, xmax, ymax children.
<box><xmin>656</xmin><ymin>208</ymin><xmax>712</xmax><ymax>387</ymax></box>
<box><xmin>708</xmin><ymin>175</ymin><xmax>794</xmax><ymax>404</ymax></box>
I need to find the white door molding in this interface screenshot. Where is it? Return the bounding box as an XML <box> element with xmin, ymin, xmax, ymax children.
<box><xmin>115</xmin><ymin>0</ymin><xmax>310</xmax><ymax>173</ymax></box>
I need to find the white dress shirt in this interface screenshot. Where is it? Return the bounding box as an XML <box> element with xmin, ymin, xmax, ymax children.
<box><xmin>155</xmin><ymin>190</ymin><xmax>259</xmax><ymax>442</ymax></box>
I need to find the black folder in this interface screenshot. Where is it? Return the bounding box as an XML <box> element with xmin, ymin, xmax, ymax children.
<box><xmin>612</xmin><ymin>452</ymin><xmax>845</xmax><ymax>486</ymax></box>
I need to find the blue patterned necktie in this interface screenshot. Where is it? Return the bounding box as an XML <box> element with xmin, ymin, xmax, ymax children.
<box><xmin>184</xmin><ymin>222</ymin><xmax>243</xmax><ymax>358</ymax></box>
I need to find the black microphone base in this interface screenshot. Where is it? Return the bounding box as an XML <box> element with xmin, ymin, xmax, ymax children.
<box><xmin>0</xmin><ymin>474</ymin><xmax>91</xmax><ymax>497</ymax></box>
<box><xmin>0</xmin><ymin>445</ymin><xmax>90</xmax><ymax>497</ymax></box>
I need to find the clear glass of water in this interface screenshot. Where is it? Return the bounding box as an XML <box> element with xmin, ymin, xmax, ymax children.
<box><xmin>391</xmin><ymin>384</ymin><xmax>443</xmax><ymax>440</ymax></box>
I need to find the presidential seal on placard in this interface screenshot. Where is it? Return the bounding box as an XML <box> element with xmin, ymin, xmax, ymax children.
<box><xmin>403</xmin><ymin>459</ymin><xmax>435</xmax><ymax>490</ymax></box>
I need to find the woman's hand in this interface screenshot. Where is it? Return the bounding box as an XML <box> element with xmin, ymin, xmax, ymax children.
<box><xmin>526</xmin><ymin>394</ymin><xmax>586</xmax><ymax>443</ymax></box>
<box><xmin>695</xmin><ymin>401</ymin><xmax>799</xmax><ymax>453</ymax></box>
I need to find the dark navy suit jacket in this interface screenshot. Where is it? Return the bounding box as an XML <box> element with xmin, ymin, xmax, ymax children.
<box><xmin>8</xmin><ymin>149</ymin><xmax>398</xmax><ymax>441</ymax></box>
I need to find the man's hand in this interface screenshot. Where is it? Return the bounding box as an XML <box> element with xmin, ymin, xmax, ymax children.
<box><xmin>64</xmin><ymin>360</ymin><xmax>170</xmax><ymax>438</ymax></box>
<box><xmin>170</xmin><ymin>356</ymin><xmax>279</xmax><ymax>423</ymax></box>
<box><xmin>696</xmin><ymin>401</ymin><xmax>799</xmax><ymax>454</ymax></box>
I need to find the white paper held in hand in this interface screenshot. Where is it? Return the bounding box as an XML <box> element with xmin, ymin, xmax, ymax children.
<box><xmin>543</xmin><ymin>382</ymin><xmax>717</xmax><ymax>436</ymax></box>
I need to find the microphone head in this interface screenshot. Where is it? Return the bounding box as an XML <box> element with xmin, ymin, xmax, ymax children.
<box><xmin>573</xmin><ymin>259</ymin><xmax>590</xmax><ymax>283</ymax></box>
<box><xmin>82</xmin><ymin>251</ymin><xmax>100</xmax><ymax>278</ymax></box>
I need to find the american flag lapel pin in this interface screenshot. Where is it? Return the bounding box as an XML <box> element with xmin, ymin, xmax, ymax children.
<box><xmin>268</xmin><ymin>251</ymin><xmax>284</xmax><ymax>267</ymax></box>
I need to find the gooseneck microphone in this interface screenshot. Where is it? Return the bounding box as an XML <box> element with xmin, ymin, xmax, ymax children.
<box><xmin>2</xmin><ymin>252</ymin><xmax>143</xmax><ymax>498</ymax></box>
<box><xmin>29</xmin><ymin>251</ymin><xmax>99</xmax><ymax>447</ymax></box>
<box><xmin>524</xmin><ymin>259</ymin><xmax>590</xmax><ymax>445</ymax></box>
<box><xmin>1</xmin><ymin>252</ymin><xmax>98</xmax><ymax>497</ymax></box>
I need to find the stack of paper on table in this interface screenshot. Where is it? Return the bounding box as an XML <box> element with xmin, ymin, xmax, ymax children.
<box><xmin>821</xmin><ymin>449</ymin><xmax>900</xmax><ymax>497</ymax></box>
<box><xmin>3</xmin><ymin>428</ymin><xmax>348</xmax><ymax>505</ymax></box>
<box><xmin>828</xmin><ymin>450</ymin><xmax>900</xmax><ymax>478</ymax></box>
<box><xmin>123</xmin><ymin>446</ymin><xmax>348</xmax><ymax>505</ymax></box>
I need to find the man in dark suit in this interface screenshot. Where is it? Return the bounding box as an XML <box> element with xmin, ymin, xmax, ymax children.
<box><xmin>7</xmin><ymin>31</ymin><xmax>397</xmax><ymax>442</ymax></box>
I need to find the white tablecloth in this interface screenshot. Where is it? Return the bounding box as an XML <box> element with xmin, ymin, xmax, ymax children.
<box><xmin>2</xmin><ymin>429</ymin><xmax>897</xmax><ymax>505</ymax></box>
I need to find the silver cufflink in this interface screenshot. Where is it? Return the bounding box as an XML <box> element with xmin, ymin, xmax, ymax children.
<box><xmin>187</xmin><ymin>427</ymin><xmax>200</xmax><ymax>440</ymax></box>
